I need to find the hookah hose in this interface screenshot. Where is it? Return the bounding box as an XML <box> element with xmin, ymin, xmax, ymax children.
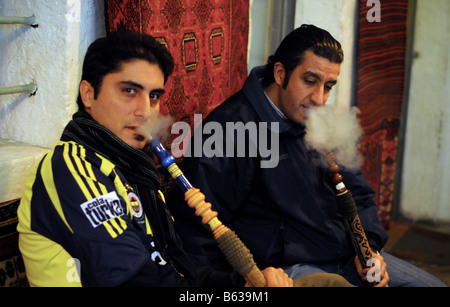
<box><xmin>149</xmin><ymin>139</ymin><xmax>266</xmax><ymax>287</ymax></box>
<box><xmin>328</xmin><ymin>162</ymin><xmax>378</xmax><ymax>286</ymax></box>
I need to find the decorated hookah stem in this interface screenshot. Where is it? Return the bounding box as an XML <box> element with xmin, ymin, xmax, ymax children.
<box><xmin>148</xmin><ymin>139</ymin><xmax>266</xmax><ymax>287</ymax></box>
<box><xmin>328</xmin><ymin>162</ymin><xmax>373</xmax><ymax>271</ymax></box>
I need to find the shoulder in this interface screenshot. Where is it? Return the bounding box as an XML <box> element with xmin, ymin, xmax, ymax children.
<box><xmin>37</xmin><ymin>141</ymin><xmax>121</xmax><ymax>203</ymax></box>
<box><xmin>205</xmin><ymin>90</ymin><xmax>258</xmax><ymax>124</ymax></box>
<box><xmin>46</xmin><ymin>141</ymin><xmax>112</xmax><ymax>176</ymax></box>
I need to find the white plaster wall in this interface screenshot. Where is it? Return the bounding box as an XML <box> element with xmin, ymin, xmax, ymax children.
<box><xmin>0</xmin><ymin>138</ymin><xmax>49</xmax><ymax>203</ymax></box>
<box><xmin>400</xmin><ymin>0</ymin><xmax>450</xmax><ymax>222</ymax></box>
<box><xmin>0</xmin><ymin>0</ymin><xmax>105</xmax><ymax>202</ymax></box>
<box><xmin>0</xmin><ymin>0</ymin><xmax>105</xmax><ymax>148</ymax></box>
<box><xmin>248</xmin><ymin>0</ymin><xmax>271</xmax><ymax>71</ymax></box>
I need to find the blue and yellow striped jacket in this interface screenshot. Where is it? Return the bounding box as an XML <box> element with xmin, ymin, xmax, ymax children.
<box><xmin>17</xmin><ymin>141</ymin><xmax>166</xmax><ymax>286</ymax></box>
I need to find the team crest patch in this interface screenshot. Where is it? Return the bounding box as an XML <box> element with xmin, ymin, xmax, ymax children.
<box><xmin>80</xmin><ymin>191</ymin><xmax>124</xmax><ymax>228</ymax></box>
<box><xmin>128</xmin><ymin>192</ymin><xmax>143</xmax><ymax>218</ymax></box>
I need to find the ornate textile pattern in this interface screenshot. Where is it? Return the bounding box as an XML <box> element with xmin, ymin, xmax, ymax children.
<box><xmin>356</xmin><ymin>0</ymin><xmax>408</xmax><ymax>228</ymax></box>
<box><xmin>104</xmin><ymin>0</ymin><xmax>249</xmax><ymax>145</ymax></box>
<box><xmin>0</xmin><ymin>199</ymin><xmax>28</xmax><ymax>287</ymax></box>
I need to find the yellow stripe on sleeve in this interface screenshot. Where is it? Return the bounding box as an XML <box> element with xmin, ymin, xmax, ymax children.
<box><xmin>117</xmin><ymin>216</ymin><xmax>128</xmax><ymax>231</ymax></box>
<box><xmin>109</xmin><ymin>218</ymin><xmax>124</xmax><ymax>236</ymax></box>
<box><xmin>103</xmin><ymin>221</ymin><xmax>118</xmax><ymax>238</ymax></box>
<box><xmin>40</xmin><ymin>149</ymin><xmax>74</xmax><ymax>234</ymax></box>
<box><xmin>80</xmin><ymin>147</ymin><xmax>109</xmax><ymax>195</ymax></box>
<box><xmin>63</xmin><ymin>143</ymin><xmax>93</xmax><ymax>201</ymax></box>
<box><xmin>72</xmin><ymin>145</ymin><xmax>101</xmax><ymax>198</ymax></box>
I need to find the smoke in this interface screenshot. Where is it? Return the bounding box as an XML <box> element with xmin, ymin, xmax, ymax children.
<box><xmin>304</xmin><ymin>104</ymin><xmax>364</xmax><ymax>170</ymax></box>
<box><xmin>138</xmin><ymin>114</ymin><xmax>175</xmax><ymax>141</ymax></box>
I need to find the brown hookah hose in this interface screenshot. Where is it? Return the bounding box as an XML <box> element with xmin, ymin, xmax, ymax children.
<box><xmin>184</xmin><ymin>188</ymin><xmax>266</xmax><ymax>287</ymax></box>
<box><xmin>149</xmin><ymin>138</ymin><xmax>266</xmax><ymax>286</ymax></box>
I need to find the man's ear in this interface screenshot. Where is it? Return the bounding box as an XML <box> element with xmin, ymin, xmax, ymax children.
<box><xmin>273</xmin><ymin>62</ymin><xmax>285</xmax><ymax>87</ymax></box>
<box><xmin>79</xmin><ymin>80</ymin><xmax>95</xmax><ymax>109</ymax></box>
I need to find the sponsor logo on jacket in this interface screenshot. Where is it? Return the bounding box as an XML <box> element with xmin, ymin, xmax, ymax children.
<box><xmin>80</xmin><ymin>191</ymin><xmax>124</xmax><ymax>227</ymax></box>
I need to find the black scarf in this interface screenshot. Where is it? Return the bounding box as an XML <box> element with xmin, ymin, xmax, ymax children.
<box><xmin>61</xmin><ymin>109</ymin><xmax>179</xmax><ymax>256</ymax></box>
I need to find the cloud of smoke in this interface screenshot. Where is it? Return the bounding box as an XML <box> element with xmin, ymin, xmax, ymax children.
<box><xmin>139</xmin><ymin>114</ymin><xmax>175</xmax><ymax>142</ymax></box>
<box><xmin>304</xmin><ymin>104</ymin><xmax>364</xmax><ymax>170</ymax></box>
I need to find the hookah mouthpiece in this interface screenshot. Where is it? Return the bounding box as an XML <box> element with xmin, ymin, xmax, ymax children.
<box><xmin>148</xmin><ymin>139</ymin><xmax>192</xmax><ymax>193</ymax></box>
<box><xmin>148</xmin><ymin>138</ymin><xmax>176</xmax><ymax>168</ymax></box>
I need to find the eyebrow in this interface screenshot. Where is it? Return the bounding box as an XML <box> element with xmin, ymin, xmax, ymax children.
<box><xmin>120</xmin><ymin>81</ymin><xmax>165</xmax><ymax>94</ymax></box>
<box><xmin>303</xmin><ymin>71</ymin><xmax>337</xmax><ymax>86</ymax></box>
<box><xmin>150</xmin><ymin>89</ymin><xmax>166</xmax><ymax>96</ymax></box>
<box><xmin>121</xmin><ymin>81</ymin><xmax>144</xmax><ymax>89</ymax></box>
<box><xmin>303</xmin><ymin>71</ymin><xmax>321</xmax><ymax>81</ymax></box>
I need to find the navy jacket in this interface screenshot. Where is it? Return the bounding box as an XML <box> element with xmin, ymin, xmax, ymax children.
<box><xmin>168</xmin><ymin>66</ymin><xmax>389</xmax><ymax>270</ymax></box>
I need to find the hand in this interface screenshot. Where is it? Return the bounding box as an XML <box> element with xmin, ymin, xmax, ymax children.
<box><xmin>355</xmin><ymin>250</ymin><xmax>389</xmax><ymax>287</ymax></box>
<box><xmin>245</xmin><ymin>267</ymin><xmax>293</xmax><ymax>287</ymax></box>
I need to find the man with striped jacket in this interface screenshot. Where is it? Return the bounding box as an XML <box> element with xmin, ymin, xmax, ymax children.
<box><xmin>16</xmin><ymin>31</ymin><xmax>296</xmax><ymax>287</ymax></box>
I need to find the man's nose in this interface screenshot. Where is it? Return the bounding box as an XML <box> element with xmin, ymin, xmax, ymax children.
<box><xmin>134</xmin><ymin>96</ymin><xmax>152</xmax><ymax>120</ymax></box>
<box><xmin>310</xmin><ymin>86</ymin><xmax>326</xmax><ymax>106</ymax></box>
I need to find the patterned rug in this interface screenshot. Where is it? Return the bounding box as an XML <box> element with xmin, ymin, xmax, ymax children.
<box><xmin>355</xmin><ymin>0</ymin><xmax>409</xmax><ymax>228</ymax></box>
<box><xmin>0</xmin><ymin>199</ymin><xmax>28</xmax><ymax>287</ymax></box>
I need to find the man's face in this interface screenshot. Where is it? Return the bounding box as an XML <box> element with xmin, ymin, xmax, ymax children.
<box><xmin>274</xmin><ymin>50</ymin><xmax>341</xmax><ymax>125</ymax></box>
<box><xmin>80</xmin><ymin>59</ymin><xmax>165</xmax><ymax>149</ymax></box>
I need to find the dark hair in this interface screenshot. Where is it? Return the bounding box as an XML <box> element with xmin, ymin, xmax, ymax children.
<box><xmin>76</xmin><ymin>31</ymin><xmax>174</xmax><ymax>109</ymax></box>
<box><xmin>261</xmin><ymin>24</ymin><xmax>343</xmax><ymax>89</ymax></box>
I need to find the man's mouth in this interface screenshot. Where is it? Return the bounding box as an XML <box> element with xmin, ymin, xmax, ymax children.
<box><xmin>301</xmin><ymin>104</ymin><xmax>310</xmax><ymax>113</ymax></box>
<box><xmin>135</xmin><ymin>134</ymin><xmax>145</xmax><ymax>141</ymax></box>
<box><xmin>126</xmin><ymin>126</ymin><xmax>146</xmax><ymax>141</ymax></box>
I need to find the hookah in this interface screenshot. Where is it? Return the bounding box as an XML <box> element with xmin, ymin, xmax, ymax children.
<box><xmin>147</xmin><ymin>136</ymin><xmax>266</xmax><ymax>287</ymax></box>
<box><xmin>326</xmin><ymin>154</ymin><xmax>375</xmax><ymax>280</ymax></box>
<box><xmin>306</xmin><ymin>105</ymin><xmax>378</xmax><ymax>286</ymax></box>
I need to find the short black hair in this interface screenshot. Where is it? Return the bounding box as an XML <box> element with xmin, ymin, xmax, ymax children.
<box><xmin>261</xmin><ymin>24</ymin><xmax>343</xmax><ymax>89</ymax></box>
<box><xmin>76</xmin><ymin>31</ymin><xmax>174</xmax><ymax>109</ymax></box>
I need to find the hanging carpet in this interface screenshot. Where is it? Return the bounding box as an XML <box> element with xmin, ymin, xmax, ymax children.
<box><xmin>355</xmin><ymin>0</ymin><xmax>409</xmax><ymax>228</ymax></box>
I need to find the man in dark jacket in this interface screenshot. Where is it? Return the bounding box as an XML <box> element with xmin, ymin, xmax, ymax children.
<box><xmin>168</xmin><ymin>24</ymin><xmax>446</xmax><ymax>287</ymax></box>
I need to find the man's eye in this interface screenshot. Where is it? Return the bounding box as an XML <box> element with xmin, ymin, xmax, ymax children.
<box><xmin>150</xmin><ymin>93</ymin><xmax>160</xmax><ymax>100</ymax></box>
<box><xmin>305</xmin><ymin>79</ymin><xmax>316</xmax><ymax>85</ymax></box>
<box><xmin>124</xmin><ymin>88</ymin><xmax>136</xmax><ymax>94</ymax></box>
<box><xmin>325</xmin><ymin>83</ymin><xmax>336</xmax><ymax>92</ymax></box>
<box><xmin>150</xmin><ymin>92</ymin><xmax>164</xmax><ymax>102</ymax></box>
